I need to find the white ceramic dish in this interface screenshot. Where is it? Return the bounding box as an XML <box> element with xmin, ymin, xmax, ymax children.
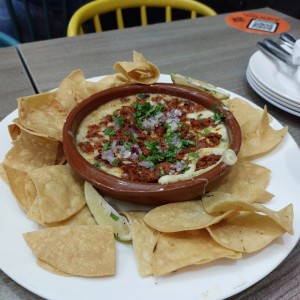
<box><xmin>246</xmin><ymin>68</ymin><xmax>300</xmax><ymax>117</ymax></box>
<box><xmin>249</xmin><ymin>50</ymin><xmax>300</xmax><ymax>103</ymax></box>
<box><xmin>0</xmin><ymin>75</ymin><xmax>300</xmax><ymax>300</ymax></box>
<box><xmin>247</xmin><ymin>66</ymin><xmax>300</xmax><ymax>111</ymax></box>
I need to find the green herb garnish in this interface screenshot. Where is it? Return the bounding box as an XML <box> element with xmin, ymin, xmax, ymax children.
<box><xmin>179</xmin><ymin>139</ymin><xmax>195</xmax><ymax>149</ymax></box>
<box><xmin>213</xmin><ymin>112</ymin><xmax>225</xmax><ymax>123</ymax></box>
<box><xmin>133</xmin><ymin>101</ymin><xmax>166</xmax><ymax>128</ymax></box>
<box><xmin>110</xmin><ymin>212</ymin><xmax>119</xmax><ymax>221</ymax></box>
<box><xmin>102</xmin><ymin>142</ymin><xmax>111</xmax><ymax>151</ymax></box>
<box><xmin>112</xmin><ymin>158</ymin><xmax>119</xmax><ymax>166</ymax></box>
<box><xmin>211</xmin><ymin>104</ymin><xmax>225</xmax><ymax>124</ymax></box>
<box><xmin>159</xmin><ymin>168</ymin><xmax>165</xmax><ymax>177</ymax></box>
<box><xmin>140</xmin><ymin>140</ymin><xmax>177</xmax><ymax>165</ymax></box>
<box><xmin>188</xmin><ymin>152</ymin><xmax>200</xmax><ymax>159</ymax></box>
<box><xmin>112</xmin><ymin>116</ymin><xmax>124</xmax><ymax>127</ymax></box>
<box><xmin>93</xmin><ymin>162</ymin><xmax>101</xmax><ymax>169</ymax></box>
<box><xmin>144</xmin><ymin>141</ymin><xmax>159</xmax><ymax>152</ymax></box>
<box><xmin>104</xmin><ymin>128</ymin><xmax>115</xmax><ymax>136</ymax></box>
<box><xmin>202</xmin><ymin>128</ymin><xmax>211</xmax><ymax>136</ymax></box>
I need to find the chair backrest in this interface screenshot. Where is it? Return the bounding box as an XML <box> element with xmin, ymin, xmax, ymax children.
<box><xmin>0</xmin><ymin>31</ymin><xmax>19</xmax><ymax>47</ymax></box>
<box><xmin>67</xmin><ymin>0</ymin><xmax>217</xmax><ymax>37</ymax></box>
<box><xmin>4</xmin><ymin>0</ymin><xmax>90</xmax><ymax>42</ymax></box>
<box><xmin>4</xmin><ymin>0</ymin><xmax>67</xmax><ymax>42</ymax></box>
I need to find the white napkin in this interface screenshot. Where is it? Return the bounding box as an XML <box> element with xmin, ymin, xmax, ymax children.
<box><xmin>292</xmin><ymin>39</ymin><xmax>300</xmax><ymax>65</ymax></box>
<box><xmin>291</xmin><ymin>40</ymin><xmax>300</xmax><ymax>83</ymax></box>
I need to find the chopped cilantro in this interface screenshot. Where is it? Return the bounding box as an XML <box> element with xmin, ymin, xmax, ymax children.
<box><xmin>133</xmin><ymin>101</ymin><xmax>166</xmax><ymax>128</ymax></box>
<box><xmin>213</xmin><ymin>112</ymin><xmax>225</xmax><ymax>123</ymax></box>
<box><xmin>211</xmin><ymin>104</ymin><xmax>218</xmax><ymax>112</ymax></box>
<box><xmin>93</xmin><ymin>162</ymin><xmax>101</xmax><ymax>169</ymax></box>
<box><xmin>159</xmin><ymin>168</ymin><xmax>165</xmax><ymax>177</ymax></box>
<box><xmin>140</xmin><ymin>141</ymin><xmax>177</xmax><ymax>165</ymax></box>
<box><xmin>202</xmin><ymin>128</ymin><xmax>211</xmax><ymax>136</ymax></box>
<box><xmin>103</xmin><ymin>142</ymin><xmax>111</xmax><ymax>151</ymax></box>
<box><xmin>104</xmin><ymin>128</ymin><xmax>115</xmax><ymax>136</ymax></box>
<box><xmin>179</xmin><ymin>139</ymin><xmax>195</xmax><ymax>149</ymax></box>
<box><xmin>110</xmin><ymin>212</ymin><xmax>119</xmax><ymax>221</ymax></box>
<box><xmin>131</xmin><ymin>134</ymin><xmax>138</xmax><ymax>142</ymax></box>
<box><xmin>188</xmin><ymin>152</ymin><xmax>200</xmax><ymax>159</ymax></box>
<box><xmin>211</xmin><ymin>104</ymin><xmax>225</xmax><ymax>124</ymax></box>
<box><xmin>112</xmin><ymin>158</ymin><xmax>119</xmax><ymax>166</ymax></box>
<box><xmin>123</xmin><ymin>141</ymin><xmax>132</xmax><ymax>150</ymax></box>
<box><xmin>144</xmin><ymin>141</ymin><xmax>159</xmax><ymax>152</ymax></box>
<box><xmin>112</xmin><ymin>116</ymin><xmax>124</xmax><ymax>127</ymax></box>
<box><xmin>164</xmin><ymin>127</ymin><xmax>177</xmax><ymax>144</ymax></box>
<box><xmin>181</xmin><ymin>165</ymin><xmax>190</xmax><ymax>172</ymax></box>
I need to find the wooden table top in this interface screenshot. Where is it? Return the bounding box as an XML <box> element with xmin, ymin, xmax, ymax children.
<box><xmin>0</xmin><ymin>47</ymin><xmax>35</xmax><ymax>121</ymax></box>
<box><xmin>1</xmin><ymin>7</ymin><xmax>299</xmax><ymax>300</ymax></box>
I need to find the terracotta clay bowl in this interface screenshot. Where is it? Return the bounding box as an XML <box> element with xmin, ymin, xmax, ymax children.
<box><xmin>63</xmin><ymin>83</ymin><xmax>241</xmax><ymax>206</ymax></box>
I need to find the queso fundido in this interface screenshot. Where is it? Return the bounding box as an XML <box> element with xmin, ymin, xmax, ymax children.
<box><xmin>76</xmin><ymin>92</ymin><xmax>237</xmax><ymax>184</ymax></box>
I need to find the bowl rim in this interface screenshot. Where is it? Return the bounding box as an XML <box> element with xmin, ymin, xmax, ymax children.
<box><xmin>63</xmin><ymin>83</ymin><xmax>241</xmax><ymax>200</ymax></box>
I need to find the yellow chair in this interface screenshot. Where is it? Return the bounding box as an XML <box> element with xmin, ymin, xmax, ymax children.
<box><xmin>67</xmin><ymin>0</ymin><xmax>217</xmax><ymax>36</ymax></box>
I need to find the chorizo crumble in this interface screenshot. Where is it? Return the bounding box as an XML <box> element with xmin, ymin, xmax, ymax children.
<box><xmin>77</xmin><ymin>93</ymin><xmax>228</xmax><ymax>183</ymax></box>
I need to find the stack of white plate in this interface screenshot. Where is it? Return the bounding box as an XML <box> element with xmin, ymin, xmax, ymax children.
<box><xmin>246</xmin><ymin>50</ymin><xmax>300</xmax><ymax>117</ymax></box>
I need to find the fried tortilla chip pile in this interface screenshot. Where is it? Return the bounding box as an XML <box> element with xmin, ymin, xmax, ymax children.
<box><xmin>0</xmin><ymin>51</ymin><xmax>293</xmax><ymax>278</ymax></box>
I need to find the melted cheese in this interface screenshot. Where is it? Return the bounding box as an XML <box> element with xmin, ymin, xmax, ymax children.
<box><xmin>76</xmin><ymin>93</ymin><xmax>235</xmax><ymax>184</ymax></box>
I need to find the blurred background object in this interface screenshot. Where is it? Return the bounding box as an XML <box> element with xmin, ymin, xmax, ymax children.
<box><xmin>0</xmin><ymin>0</ymin><xmax>299</xmax><ymax>43</ymax></box>
<box><xmin>67</xmin><ymin>0</ymin><xmax>217</xmax><ymax>37</ymax></box>
<box><xmin>0</xmin><ymin>0</ymin><xmax>91</xmax><ymax>42</ymax></box>
<box><xmin>0</xmin><ymin>30</ymin><xmax>18</xmax><ymax>46</ymax></box>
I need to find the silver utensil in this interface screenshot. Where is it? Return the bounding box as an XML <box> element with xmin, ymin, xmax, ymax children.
<box><xmin>256</xmin><ymin>41</ymin><xmax>289</xmax><ymax>65</ymax></box>
<box><xmin>262</xmin><ymin>38</ymin><xmax>294</xmax><ymax>66</ymax></box>
<box><xmin>279</xmin><ymin>32</ymin><xmax>296</xmax><ymax>48</ymax></box>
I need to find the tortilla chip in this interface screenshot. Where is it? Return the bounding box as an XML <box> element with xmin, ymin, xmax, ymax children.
<box><xmin>66</xmin><ymin>69</ymin><xmax>86</xmax><ymax>86</ymax></box>
<box><xmin>144</xmin><ymin>200</ymin><xmax>233</xmax><ymax>232</ymax></box>
<box><xmin>202</xmin><ymin>192</ymin><xmax>293</xmax><ymax>234</ymax></box>
<box><xmin>2</xmin><ymin>165</ymin><xmax>29</xmax><ymax>211</ymax></box>
<box><xmin>113</xmin><ymin>50</ymin><xmax>160</xmax><ymax>84</ymax></box>
<box><xmin>225</xmin><ymin>98</ymin><xmax>272</xmax><ymax>127</ymax></box>
<box><xmin>211</xmin><ymin>160</ymin><xmax>274</xmax><ymax>203</ymax></box>
<box><xmin>24</xmin><ymin>174</ymin><xmax>37</xmax><ymax>209</ymax></box>
<box><xmin>27</xmin><ymin>197</ymin><xmax>44</xmax><ymax>225</ymax></box>
<box><xmin>153</xmin><ymin>229</ymin><xmax>241</xmax><ymax>276</ymax></box>
<box><xmin>55</xmin><ymin>142</ymin><xmax>66</xmax><ymax>165</ymax></box>
<box><xmin>0</xmin><ymin>163</ymin><xmax>8</xmax><ymax>184</ymax></box>
<box><xmin>239</xmin><ymin>106</ymin><xmax>288</xmax><ymax>160</ymax></box>
<box><xmin>18</xmin><ymin>91</ymin><xmax>68</xmax><ymax>141</ymax></box>
<box><xmin>55</xmin><ymin>69</ymin><xmax>89</xmax><ymax>108</ymax></box>
<box><xmin>3</xmin><ymin>130</ymin><xmax>58</xmax><ymax>173</ymax></box>
<box><xmin>8</xmin><ymin>123</ymin><xmax>21</xmax><ymax>140</ymax></box>
<box><xmin>37</xmin><ymin>259</ymin><xmax>70</xmax><ymax>276</ymax></box>
<box><xmin>48</xmin><ymin>205</ymin><xmax>96</xmax><ymax>227</ymax></box>
<box><xmin>207</xmin><ymin>212</ymin><xmax>286</xmax><ymax>253</ymax></box>
<box><xmin>12</xmin><ymin>118</ymin><xmax>51</xmax><ymax>139</ymax></box>
<box><xmin>55</xmin><ymin>78</ymin><xmax>79</xmax><ymax>112</ymax></box>
<box><xmin>23</xmin><ymin>225</ymin><xmax>115</xmax><ymax>277</ymax></box>
<box><xmin>27</xmin><ymin>165</ymin><xmax>86</xmax><ymax>224</ymax></box>
<box><xmin>123</xmin><ymin>211</ymin><xmax>159</xmax><ymax>276</ymax></box>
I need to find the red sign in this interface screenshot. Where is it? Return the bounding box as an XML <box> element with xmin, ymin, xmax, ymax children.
<box><xmin>225</xmin><ymin>12</ymin><xmax>290</xmax><ymax>34</ymax></box>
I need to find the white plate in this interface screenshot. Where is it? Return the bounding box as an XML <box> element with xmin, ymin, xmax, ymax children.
<box><xmin>247</xmin><ymin>66</ymin><xmax>300</xmax><ymax>111</ymax></box>
<box><xmin>249</xmin><ymin>50</ymin><xmax>300</xmax><ymax>103</ymax></box>
<box><xmin>1</xmin><ymin>74</ymin><xmax>300</xmax><ymax>300</ymax></box>
<box><xmin>246</xmin><ymin>68</ymin><xmax>300</xmax><ymax>117</ymax></box>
